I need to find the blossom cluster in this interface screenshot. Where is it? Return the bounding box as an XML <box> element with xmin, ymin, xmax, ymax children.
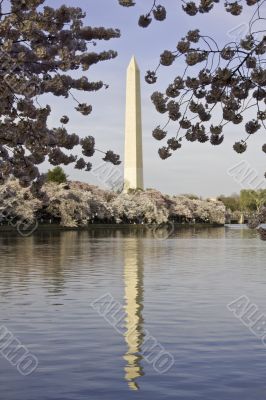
<box><xmin>0</xmin><ymin>1</ymin><xmax>121</xmax><ymax>191</ymax></box>
<box><xmin>119</xmin><ymin>0</ymin><xmax>265</xmax><ymax>178</ymax></box>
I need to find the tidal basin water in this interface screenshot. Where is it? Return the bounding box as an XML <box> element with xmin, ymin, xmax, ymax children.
<box><xmin>0</xmin><ymin>225</ymin><xmax>265</xmax><ymax>400</ymax></box>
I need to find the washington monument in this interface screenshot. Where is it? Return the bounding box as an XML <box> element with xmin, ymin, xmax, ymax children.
<box><xmin>124</xmin><ymin>56</ymin><xmax>144</xmax><ymax>192</ymax></box>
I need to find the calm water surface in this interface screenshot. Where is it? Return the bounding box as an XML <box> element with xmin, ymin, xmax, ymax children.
<box><xmin>0</xmin><ymin>226</ymin><xmax>265</xmax><ymax>400</ymax></box>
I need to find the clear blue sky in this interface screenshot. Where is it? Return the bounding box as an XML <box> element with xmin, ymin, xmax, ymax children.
<box><xmin>42</xmin><ymin>0</ymin><xmax>265</xmax><ymax>197</ymax></box>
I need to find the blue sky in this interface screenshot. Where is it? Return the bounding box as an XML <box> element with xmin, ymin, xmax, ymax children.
<box><xmin>42</xmin><ymin>0</ymin><xmax>265</xmax><ymax>197</ymax></box>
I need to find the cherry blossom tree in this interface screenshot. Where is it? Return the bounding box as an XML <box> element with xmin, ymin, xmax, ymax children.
<box><xmin>0</xmin><ymin>179</ymin><xmax>226</xmax><ymax>228</ymax></box>
<box><xmin>0</xmin><ymin>0</ymin><xmax>121</xmax><ymax>195</ymax></box>
<box><xmin>118</xmin><ymin>0</ymin><xmax>266</xmax><ymax>172</ymax></box>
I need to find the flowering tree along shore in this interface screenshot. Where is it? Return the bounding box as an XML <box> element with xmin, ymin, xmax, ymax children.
<box><xmin>0</xmin><ymin>179</ymin><xmax>226</xmax><ymax>227</ymax></box>
<box><xmin>119</xmin><ymin>0</ymin><xmax>266</xmax><ymax>171</ymax></box>
<box><xmin>2</xmin><ymin>178</ymin><xmax>266</xmax><ymax>239</ymax></box>
<box><xmin>0</xmin><ymin>0</ymin><xmax>121</xmax><ymax>194</ymax></box>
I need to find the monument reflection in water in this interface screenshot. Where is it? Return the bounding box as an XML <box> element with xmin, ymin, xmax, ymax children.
<box><xmin>123</xmin><ymin>238</ymin><xmax>145</xmax><ymax>390</ymax></box>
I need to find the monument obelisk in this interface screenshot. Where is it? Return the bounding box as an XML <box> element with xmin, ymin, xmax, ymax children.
<box><xmin>124</xmin><ymin>56</ymin><xmax>144</xmax><ymax>192</ymax></box>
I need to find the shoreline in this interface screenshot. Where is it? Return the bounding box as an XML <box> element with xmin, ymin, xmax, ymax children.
<box><xmin>0</xmin><ymin>222</ymin><xmax>226</xmax><ymax>233</ymax></box>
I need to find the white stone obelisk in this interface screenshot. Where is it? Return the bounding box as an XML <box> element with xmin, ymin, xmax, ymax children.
<box><xmin>124</xmin><ymin>56</ymin><xmax>144</xmax><ymax>192</ymax></box>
